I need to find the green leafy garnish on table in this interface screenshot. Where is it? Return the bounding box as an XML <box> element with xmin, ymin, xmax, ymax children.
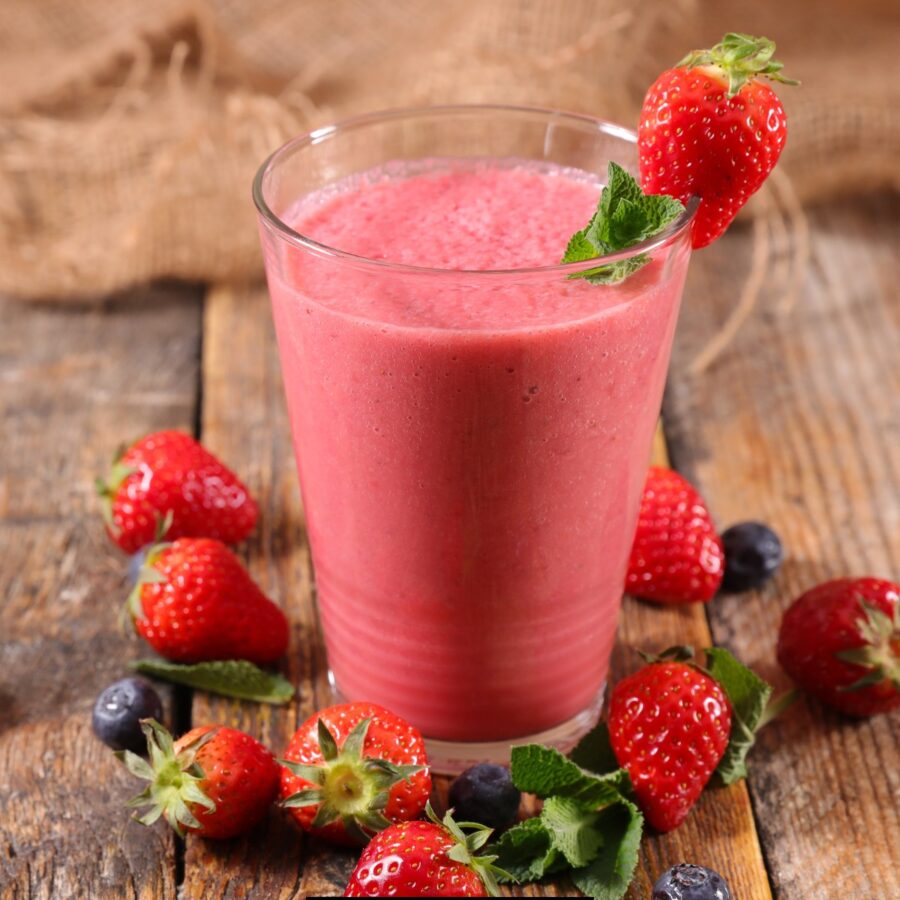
<box><xmin>706</xmin><ymin>646</ymin><xmax>797</xmax><ymax>784</ymax></box>
<box><xmin>132</xmin><ymin>658</ymin><xmax>294</xmax><ymax>704</ymax></box>
<box><xmin>562</xmin><ymin>162</ymin><xmax>685</xmax><ymax>284</ymax></box>
<box><xmin>490</xmin><ymin>648</ymin><xmax>788</xmax><ymax>899</ymax></box>
<box><xmin>489</xmin><ymin>727</ymin><xmax>642</xmax><ymax>900</ymax></box>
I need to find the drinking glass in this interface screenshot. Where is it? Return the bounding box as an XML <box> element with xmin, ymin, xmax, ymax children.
<box><xmin>254</xmin><ymin>105</ymin><xmax>697</xmax><ymax>771</ymax></box>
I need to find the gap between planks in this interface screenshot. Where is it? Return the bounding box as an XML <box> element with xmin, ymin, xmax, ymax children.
<box><xmin>174</xmin><ymin>282</ymin><xmax>774</xmax><ymax>900</ymax></box>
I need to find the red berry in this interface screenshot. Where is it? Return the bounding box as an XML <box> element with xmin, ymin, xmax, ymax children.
<box><xmin>626</xmin><ymin>467</ymin><xmax>724</xmax><ymax>604</ymax></box>
<box><xmin>119</xmin><ymin>720</ymin><xmax>280</xmax><ymax>839</ymax></box>
<box><xmin>777</xmin><ymin>577</ymin><xmax>900</xmax><ymax>717</ymax></box>
<box><xmin>608</xmin><ymin>661</ymin><xmax>732</xmax><ymax>832</ymax></box>
<box><xmin>129</xmin><ymin>537</ymin><xmax>289</xmax><ymax>664</ymax></box>
<box><xmin>280</xmin><ymin>703</ymin><xmax>431</xmax><ymax>846</ymax></box>
<box><xmin>638</xmin><ymin>33</ymin><xmax>795</xmax><ymax>248</ymax></box>
<box><xmin>344</xmin><ymin>814</ymin><xmax>499</xmax><ymax>897</ymax></box>
<box><xmin>98</xmin><ymin>430</ymin><xmax>258</xmax><ymax>553</ymax></box>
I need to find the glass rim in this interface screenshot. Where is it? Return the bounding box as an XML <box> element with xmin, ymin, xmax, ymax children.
<box><xmin>252</xmin><ymin>103</ymin><xmax>699</xmax><ymax>278</ymax></box>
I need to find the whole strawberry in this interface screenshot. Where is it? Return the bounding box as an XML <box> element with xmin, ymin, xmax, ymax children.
<box><xmin>97</xmin><ymin>430</ymin><xmax>258</xmax><ymax>553</ymax></box>
<box><xmin>626</xmin><ymin>467</ymin><xmax>724</xmax><ymax>604</ymax></box>
<box><xmin>609</xmin><ymin>659</ymin><xmax>732</xmax><ymax>832</ymax></box>
<box><xmin>119</xmin><ymin>720</ymin><xmax>280</xmax><ymax>839</ymax></box>
<box><xmin>344</xmin><ymin>805</ymin><xmax>506</xmax><ymax>897</ymax></box>
<box><xmin>280</xmin><ymin>702</ymin><xmax>431</xmax><ymax>846</ymax></box>
<box><xmin>639</xmin><ymin>32</ymin><xmax>797</xmax><ymax>248</ymax></box>
<box><xmin>777</xmin><ymin>577</ymin><xmax>900</xmax><ymax>717</ymax></box>
<box><xmin>129</xmin><ymin>537</ymin><xmax>289</xmax><ymax>664</ymax></box>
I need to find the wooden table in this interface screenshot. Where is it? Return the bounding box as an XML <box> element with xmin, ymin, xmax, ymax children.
<box><xmin>1</xmin><ymin>194</ymin><xmax>898</xmax><ymax>899</ymax></box>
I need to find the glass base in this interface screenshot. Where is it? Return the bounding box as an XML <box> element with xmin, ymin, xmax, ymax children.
<box><xmin>328</xmin><ymin>670</ymin><xmax>606</xmax><ymax>775</ymax></box>
<box><xmin>425</xmin><ymin>685</ymin><xmax>606</xmax><ymax>774</ymax></box>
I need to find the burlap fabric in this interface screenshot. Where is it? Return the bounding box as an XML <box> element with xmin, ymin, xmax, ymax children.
<box><xmin>1</xmin><ymin>0</ymin><xmax>897</xmax><ymax>302</ymax></box>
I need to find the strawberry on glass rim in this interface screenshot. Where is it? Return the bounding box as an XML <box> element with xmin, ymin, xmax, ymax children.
<box><xmin>638</xmin><ymin>32</ymin><xmax>798</xmax><ymax>249</ymax></box>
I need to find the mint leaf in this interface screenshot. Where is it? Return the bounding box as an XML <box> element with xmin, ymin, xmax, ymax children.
<box><xmin>510</xmin><ymin>744</ymin><xmax>628</xmax><ymax>807</ymax></box>
<box><xmin>570</xmin><ymin>799</ymin><xmax>643</xmax><ymax>900</ymax></box>
<box><xmin>540</xmin><ymin>796</ymin><xmax>604</xmax><ymax>867</ymax></box>
<box><xmin>491</xmin><ymin>818</ymin><xmax>565</xmax><ymax>883</ymax></box>
<box><xmin>569</xmin><ymin>721</ymin><xmax>621</xmax><ymax>776</ymax></box>
<box><xmin>132</xmin><ymin>658</ymin><xmax>294</xmax><ymax>705</ymax></box>
<box><xmin>643</xmin><ymin>193</ymin><xmax>686</xmax><ymax>232</ymax></box>
<box><xmin>705</xmin><ymin>647</ymin><xmax>772</xmax><ymax>783</ymax></box>
<box><xmin>563</xmin><ymin>229</ymin><xmax>599</xmax><ymax>263</ymax></box>
<box><xmin>562</xmin><ymin>162</ymin><xmax>684</xmax><ymax>284</ymax></box>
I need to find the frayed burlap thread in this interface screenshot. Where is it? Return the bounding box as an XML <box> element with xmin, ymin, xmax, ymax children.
<box><xmin>0</xmin><ymin>0</ymin><xmax>897</xmax><ymax>304</ymax></box>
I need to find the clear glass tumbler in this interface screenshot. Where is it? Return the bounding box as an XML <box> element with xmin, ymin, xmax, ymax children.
<box><xmin>254</xmin><ymin>105</ymin><xmax>696</xmax><ymax>772</ymax></box>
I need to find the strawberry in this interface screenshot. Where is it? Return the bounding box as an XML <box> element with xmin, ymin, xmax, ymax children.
<box><xmin>344</xmin><ymin>805</ymin><xmax>506</xmax><ymax>897</ymax></box>
<box><xmin>97</xmin><ymin>430</ymin><xmax>258</xmax><ymax>553</ymax></box>
<box><xmin>626</xmin><ymin>466</ymin><xmax>724</xmax><ymax>604</ymax></box>
<box><xmin>128</xmin><ymin>537</ymin><xmax>289</xmax><ymax>664</ymax></box>
<box><xmin>638</xmin><ymin>32</ymin><xmax>797</xmax><ymax>248</ymax></box>
<box><xmin>608</xmin><ymin>659</ymin><xmax>732</xmax><ymax>832</ymax></box>
<box><xmin>777</xmin><ymin>577</ymin><xmax>900</xmax><ymax>717</ymax></box>
<box><xmin>280</xmin><ymin>702</ymin><xmax>431</xmax><ymax>846</ymax></box>
<box><xmin>119</xmin><ymin>720</ymin><xmax>280</xmax><ymax>839</ymax></box>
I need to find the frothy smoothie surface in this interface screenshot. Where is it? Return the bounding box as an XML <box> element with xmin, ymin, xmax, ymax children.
<box><xmin>293</xmin><ymin>162</ymin><xmax>600</xmax><ymax>270</ymax></box>
<box><xmin>281</xmin><ymin>160</ymin><xmax>659</xmax><ymax>330</ymax></box>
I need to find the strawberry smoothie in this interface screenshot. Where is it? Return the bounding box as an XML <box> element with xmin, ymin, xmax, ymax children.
<box><xmin>261</xmin><ymin>158</ymin><xmax>691</xmax><ymax>744</ymax></box>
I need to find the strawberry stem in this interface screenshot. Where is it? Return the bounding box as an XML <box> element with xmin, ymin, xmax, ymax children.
<box><xmin>679</xmin><ymin>32</ymin><xmax>799</xmax><ymax>97</ymax></box>
<box><xmin>280</xmin><ymin>717</ymin><xmax>426</xmax><ymax>844</ymax></box>
<box><xmin>117</xmin><ymin>719</ymin><xmax>218</xmax><ymax>837</ymax></box>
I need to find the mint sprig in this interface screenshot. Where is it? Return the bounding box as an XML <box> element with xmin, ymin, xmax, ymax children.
<box><xmin>562</xmin><ymin>162</ymin><xmax>685</xmax><ymax>284</ymax></box>
<box><xmin>132</xmin><ymin>658</ymin><xmax>294</xmax><ymax>705</ymax></box>
<box><xmin>570</xmin><ymin>799</ymin><xmax>643</xmax><ymax>900</ymax></box>
<box><xmin>490</xmin><ymin>739</ymin><xmax>641</xmax><ymax>900</ymax></box>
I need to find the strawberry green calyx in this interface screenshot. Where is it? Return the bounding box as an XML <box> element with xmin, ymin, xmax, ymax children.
<box><xmin>679</xmin><ymin>32</ymin><xmax>799</xmax><ymax>98</ymax></box>
<box><xmin>280</xmin><ymin>717</ymin><xmax>426</xmax><ymax>843</ymax></box>
<box><xmin>425</xmin><ymin>802</ymin><xmax>510</xmax><ymax>897</ymax></box>
<box><xmin>125</xmin><ymin>543</ymin><xmax>171</xmax><ymax>625</ymax></box>
<box><xmin>837</xmin><ymin>600</ymin><xmax>900</xmax><ymax>691</ymax></box>
<box><xmin>123</xmin><ymin>512</ymin><xmax>175</xmax><ymax>623</ymax></box>
<box><xmin>117</xmin><ymin>719</ymin><xmax>217</xmax><ymax>837</ymax></box>
<box><xmin>95</xmin><ymin>447</ymin><xmax>136</xmax><ymax>532</ymax></box>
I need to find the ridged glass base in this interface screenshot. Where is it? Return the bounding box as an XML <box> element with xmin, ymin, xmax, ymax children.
<box><xmin>424</xmin><ymin>685</ymin><xmax>606</xmax><ymax>774</ymax></box>
<box><xmin>327</xmin><ymin>670</ymin><xmax>606</xmax><ymax>775</ymax></box>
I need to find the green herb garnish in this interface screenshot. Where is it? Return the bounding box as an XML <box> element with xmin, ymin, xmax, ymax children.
<box><xmin>132</xmin><ymin>658</ymin><xmax>294</xmax><ymax>705</ymax></box>
<box><xmin>562</xmin><ymin>162</ymin><xmax>685</xmax><ymax>284</ymax></box>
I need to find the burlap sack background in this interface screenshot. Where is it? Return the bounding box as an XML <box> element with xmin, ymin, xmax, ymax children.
<box><xmin>1</xmin><ymin>0</ymin><xmax>897</xmax><ymax>301</ymax></box>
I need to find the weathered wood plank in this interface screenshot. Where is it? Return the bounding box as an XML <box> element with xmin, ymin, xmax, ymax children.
<box><xmin>664</xmin><ymin>194</ymin><xmax>900</xmax><ymax>900</ymax></box>
<box><xmin>0</xmin><ymin>288</ymin><xmax>202</xmax><ymax>899</ymax></box>
<box><xmin>185</xmin><ymin>283</ymin><xmax>772</xmax><ymax>898</ymax></box>
<box><xmin>182</xmin><ymin>283</ymin><xmax>334</xmax><ymax>899</ymax></box>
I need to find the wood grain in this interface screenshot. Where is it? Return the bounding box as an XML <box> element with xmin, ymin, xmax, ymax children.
<box><xmin>182</xmin><ymin>283</ymin><xmax>346</xmax><ymax>899</ymax></box>
<box><xmin>183</xmin><ymin>283</ymin><xmax>772</xmax><ymax>898</ymax></box>
<box><xmin>664</xmin><ymin>194</ymin><xmax>900</xmax><ymax>900</ymax></box>
<box><xmin>0</xmin><ymin>288</ymin><xmax>202</xmax><ymax>899</ymax></box>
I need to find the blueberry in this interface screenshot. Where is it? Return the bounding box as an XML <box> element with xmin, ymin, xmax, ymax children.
<box><xmin>126</xmin><ymin>548</ymin><xmax>148</xmax><ymax>587</ymax></box>
<box><xmin>652</xmin><ymin>863</ymin><xmax>732</xmax><ymax>900</ymax></box>
<box><xmin>91</xmin><ymin>677</ymin><xmax>163</xmax><ymax>752</ymax></box>
<box><xmin>721</xmin><ymin>521</ymin><xmax>783</xmax><ymax>592</ymax></box>
<box><xmin>448</xmin><ymin>763</ymin><xmax>520</xmax><ymax>831</ymax></box>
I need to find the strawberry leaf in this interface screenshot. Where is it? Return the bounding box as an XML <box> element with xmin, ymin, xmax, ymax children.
<box><xmin>705</xmin><ymin>647</ymin><xmax>775</xmax><ymax>783</ymax></box>
<box><xmin>132</xmin><ymin>658</ymin><xmax>294</xmax><ymax>704</ymax></box>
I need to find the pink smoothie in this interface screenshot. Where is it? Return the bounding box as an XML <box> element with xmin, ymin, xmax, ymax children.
<box><xmin>264</xmin><ymin>160</ymin><xmax>690</xmax><ymax>742</ymax></box>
